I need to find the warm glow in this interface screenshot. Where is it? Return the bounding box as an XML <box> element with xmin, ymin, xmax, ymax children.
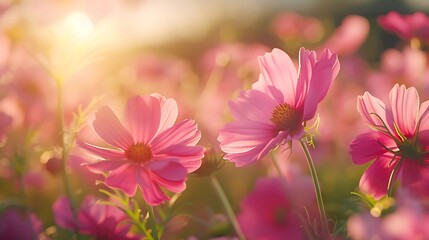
<box><xmin>65</xmin><ymin>11</ymin><xmax>94</xmax><ymax>42</ymax></box>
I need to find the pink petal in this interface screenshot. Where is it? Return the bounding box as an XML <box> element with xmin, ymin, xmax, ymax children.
<box><xmin>152</xmin><ymin>145</ymin><xmax>204</xmax><ymax>172</ymax></box>
<box><xmin>357</xmin><ymin>91</ymin><xmax>389</xmax><ymax>131</ymax></box>
<box><xmin>136</xmin><ymin>168</ymin><xmax>170</xmax><ymax>206</ymax></box>
<box><xmin>157</xmin><ymin>94</ymin><xmax>178</xmax><ymax>133</ymax></box>
<box><xmin>418</xmin><ymin>99</ymin><xmax>429</xmax><ymax>130</ymax></box>
<box><xmin>219</xmin><ymin>121</ymin><xmax>277</xmax><ymax>154</ymax></box>
<box><xmin>52</xmin><ymin>196</ymin><xmax>77</xmax><ymax>231</ymax></box>
<box><xmin>388</xmin><ymin>84</ymin><xmax>419</xmax><ymax>137</ymax></box>
<box><xmin>124</xmin><ymin>95</ymin><xmax>161</xmax><ymax>143</ymax></box>
<box><xmin>294</xmin><ymin>48</ymin><xmax>316</xmax><ymax>108</ymax></box>
<box><xmin>85</xmin><ymin>160</ymin><xmax>129</xmax><ymax>174</ymax></box>
<box><xmin>253</xmin><ymin>48</ymin><xmax>298</xmax><ymax>105</ymax></box>
<box><xmin>302</xmin><ymin>48</ymin><xmax>340</xmax><ymax>120</ymax></box>
<box><xmin>222</xmin><ymin>131</ymin><xmax>287</xmax><ymax>167</ymax></box>
<box><xmin>78</xmin><ymin>196</ymin><xmax>105</xmax><ymax>228</ymax></box>
<box><xmin>151</xmin><ymin>119</ymin><xmax>202</xmax><ymax>152</ymax></box>
<box><xmin>93</xmin><ymin>106</ymin><xmax>133</xmax><ymax>150</ymax></box>
<box><xmin>147</xmin><ymin>160</ymin><xmax>187</xmax><ymax>192</ymax></box>
<box><xmin>229</xmin><ymin>89</ymin><xmax>277</xmax><ymax>124</ymax></box>
<box><xmin>76</xmin><ymin>140</ymin><xmax>127</xmax><ymax>160</ymax></box>
<box><xmin>105</xmin><ymin>163</ymin><xmax>169</xmax><ymax>205</ymax></box>
<box><xmin>105</xmin><ymin>164</ymin><xmax>139</xmax><ymax>196</ymax></box>
<box><xmin>400</xmin><ymin>159</ymin><xmax>429</xmax><ymax>188</ymax></box>
<box><xmin>359</xmin><ymin>155</ymin><xmax>397</xmax><ymax>200</ymax></box>
<box><xmin>349</xmin><ymin>132</ymin><xmax>396</xmax><ymax>165</ymax></box>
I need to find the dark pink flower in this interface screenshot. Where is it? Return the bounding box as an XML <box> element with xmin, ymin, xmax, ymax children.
<box><xmin>237</xmin><ymin>177</ymin><xmax>306</xmax><ymax>240</ymax></box>
<box><xmin>78</xmin><ymin>94</ymin><xmax>204</xmax><ymax>205</ymax></box>
<box><xmin>218</xmin><ymin>48</ymin><xmax>340</xmax><ymax>166</ymax></box>
<box><xmin>53</xmin><ymin>195</ymin><xmax>140</xmax><ymax>240</ymax></box>
<box><xmin>0</xmin><ymin>208</ymin><xmax>43</xmax><ymax>240</ymax></box>
<box><xmin>350</xmin><ymin>84</ymin><xmax>429</xmax><ymax>199</ymax></box>
<box><xmin>378</xmin><ymin>11</ymin><xmax>429</xmax><ymax>42</ymax></box>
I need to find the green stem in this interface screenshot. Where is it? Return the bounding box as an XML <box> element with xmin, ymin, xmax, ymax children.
<box><xmin>387</xmin><ymin>157</ymin><xmax>403</xmax><ymax>198</ymax></box>
<box><xmin>210</xmin><ymin>174</ymin><xmax>246</xmax><ymax>240</ymax></box>
<box><xmin>57</xmin><ymin>79</ymin><xmax>80</xmax><ymax>239</ymax></box>
<box><xmin>299</xmin><ymin>139</ymin><xmax>329</xmax><ymax>239</ymax></box>
<box><xmin>148</xmin><ymin>205</ymin><xmax>159</xmax><ymax>240</ymax></box>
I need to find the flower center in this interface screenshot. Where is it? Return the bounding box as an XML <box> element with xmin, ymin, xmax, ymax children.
<box><xmin>270</xmin><ymin>103</ymin><xmax>302</xmax><ymax>132</ymax></box>
<box><xmin>397</xmin><ymin>139</ymin><xmax>426</xmax><ymax>162</ymax></box>
<box><xmin>125</xmin><ymin>143</ymin><xmax>152</xmax><ymax>163</ymax></box>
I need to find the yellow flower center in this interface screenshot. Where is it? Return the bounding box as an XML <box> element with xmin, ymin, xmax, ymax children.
<box><xmin>125</xmin><ymin>143</ymin><xmax>152</xmax><ymax>163</ymax></box>
<box><xmin>270</xmin><ymin>103</ymin><xmax>302</xmax><ymax>132</ymax></box>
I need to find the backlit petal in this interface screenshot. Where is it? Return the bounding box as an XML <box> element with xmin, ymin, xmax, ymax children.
<box><xmin>93</xmin><ymin>106</ymin><xmax>133</xmax><ymax>149</ymax></box>
<box><xmin>124</xmin><ymin>95</ymin><xmax>161</xmax><ymax>143</ymax></box>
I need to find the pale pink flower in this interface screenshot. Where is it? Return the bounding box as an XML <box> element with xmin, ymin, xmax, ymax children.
<box><xmin>271</xmin><ymin>12</ymin><xmax>324</xmax><ymax>43</ymax></box>
<box><xmin>350</xmin><ymin>84</ymin><xmax>429</xmax><ymax>199</ymax></box>
<box><xmin>77</xmin><ymin>94</ymin><xmax>205</xmax><ymax>205</ymax></box>
<box><xmin>347</xmin><ymin>192</ymin><xmax>429</xmax><ymax>239</ymax></box>
<box><xmin>237</xmin><ymin>177</ymin><xmax>306</xmax><ymax>240</ymax></box>
<box><xmin>320</xmin><ymin>15</ymin><xmax>369</xmax><ymax>56</ymax></box>
<box><xmin>218</xmin><ymin>48</ymin><xmax>340</xmax><ymax>166</ymax></box>
<box><xmin>53</xmin><ymin>195</ymin><xmax>140</xmax><ymax>240</ymax></box>
<box><xmin>378</xmin><ymin>11</ymin><xmax>429</xmax><ymax>42</ymax></box>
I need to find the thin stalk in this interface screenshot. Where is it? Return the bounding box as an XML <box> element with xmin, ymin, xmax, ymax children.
<box><xmin>299</xmin><ymin>139</ymin><xmax>329</xmax><ymax>239</ymax></box>
<box><xmin>148</xmin><ymin>205</ymin><xmax>159</xmax><ymax>240</ymax></box>
<box><xmin>210</xmin><ymin>174</ymin><xmax>246</xmax><ymax>240</ymax></box>
<box><xmin>57</xmin><ymin>79</ymin><xmax>80</xmax><ymax>239</ymax></box>
<box><xmin>387</xmin><ymin>158</ymin><xmax>403</xmax><ymax>198</ymax></box>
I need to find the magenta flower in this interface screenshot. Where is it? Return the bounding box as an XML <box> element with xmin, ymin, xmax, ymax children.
<box><xmin>237</xmin><ymin>177</ymin><xmax>305</xmax><ymax>240</ymax></box>
<box><xmin>218</xmin><ymin>48</ymin><xmax>340</xmax><ymax>166</ymax></box>
<box><xmin>350</xmin><ymin>84</ymin><xmax>429</xmax><ymax>199</ymax></box>
<box><xmin>378</xmin><ymin>11</ymin><xmax>429</xmax><ymax>42</ymax></box>
<box><xmin>77</xmin><ymin>94</ymin><xmax>205</xmax><ymax>205</ymax></box>
<box><xmin>53</xmin><ymin>195</ymin><xmax>140</xmax><ymax>240</ymax></box>
<box><xmin>0</xmin><ymin>208</ymin><xmax>43</xmax><ymax>240</ymax></box>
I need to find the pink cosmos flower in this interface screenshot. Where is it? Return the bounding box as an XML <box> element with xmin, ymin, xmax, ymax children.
<box><xmin>350</xmin><ymin>84</ymin><xmax>429</xmax><ymax>199</ymax></box>
<box><xmin>237</xmin><ymin>177</ymin><xmax>306</xmax><ymax>240</ymax></box>
<box><xmin>53</xmin><ymin>195</ymin><xmax>140</xmax><ymax>240</ymax></box>
<box><xmin>218</xmin><ymin>48</ymin><xmax>340</xmax><ymax>166</ymax></box>
<box><xmin>320</xmin><ymin>15</ymin><xmax>369</xmax><ymax>56</ymax></box>
<box><xmin>77</xmin><ymin>94</ymin><xmax>205</xmax><ymax>205</ymax></box>
<box><xmin>378</xmin><ymin>11</ymin><xmax>429</xmax><ymax>42</ymax></box>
